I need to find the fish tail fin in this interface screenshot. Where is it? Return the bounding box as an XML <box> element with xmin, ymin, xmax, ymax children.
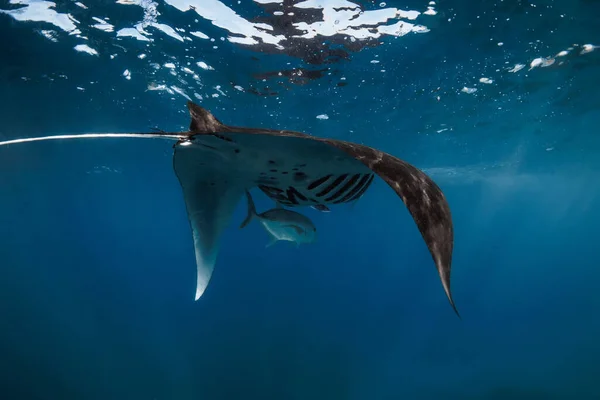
<box><xmin>240</xmin><ymin>190</ymin><xmax>256</xmax><ymax>229</ymax></box>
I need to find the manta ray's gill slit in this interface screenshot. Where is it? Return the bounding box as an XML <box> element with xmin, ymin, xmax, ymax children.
<box><xmin>259</xmin><ymin>185</ymin><xmax>283</xmax><ymax>194</ymax></box>
<box><xmin>344</xmin><ymin>174</ymin><xmax>375</xmax><ymax>203</ymax></box>
<box><xmin>335</xmin><ymin>173</ymin><xmax>373</xmax><ymax>204</ymax></box>
<box><xmin>307</xmin><ymin>174</ymin><xmax>332</xmax><ymax>190</ymax></box>
<box><xmin>288</xmin><ymin>187</ymin><xmax>308</xmax><ymax>202</ymax></box>
<box><xmin>286</xmin><ymin>188</ymin><xmax>299</xmax><ymax>205</ymax></box>
<box><xmin>259</xmin><ymin>185</ymin><xmax>291</xmax><ymax>204</ymax></box>
<box><xmin>0</xmin><ymin>133</ymin><xmax>187</xmax><ymax>147</ymax></box>
<box><xmin>316</xmin><ymin>174</ymin><xmax>349</xmax><ymax>197</ymax></box>
<box><xmin>324</xmin><ymin>173</ymin><xmax>362</xmax><ymax>202</ymax></box>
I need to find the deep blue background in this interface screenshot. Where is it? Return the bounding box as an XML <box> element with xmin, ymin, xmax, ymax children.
<box><xmin>1</xmin><ymin>0</ymin><xmax>600</xmax><ymax>398</ymax></box>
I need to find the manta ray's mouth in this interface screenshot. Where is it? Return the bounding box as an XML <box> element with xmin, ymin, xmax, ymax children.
<box><xmin>0</xmin><ymin>101</ymin><xmax>459</xmax><ymax>317</ymax></box>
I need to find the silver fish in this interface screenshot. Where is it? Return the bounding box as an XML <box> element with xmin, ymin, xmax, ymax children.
<box><xmin>240</xmin><ymin>190</ymin><xmax>317</xmax><ymax>247</ymax></box>
<box><xmin>0</xmin><ymin>101</ymin><xmax>459</xmax><ymax>317</ymax></box>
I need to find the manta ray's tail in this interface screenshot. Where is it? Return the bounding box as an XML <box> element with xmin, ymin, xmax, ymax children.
<box><xmin>0</xmin><ymin>132</ymin><xmax>186</xmax><ymax>147</ymax></box>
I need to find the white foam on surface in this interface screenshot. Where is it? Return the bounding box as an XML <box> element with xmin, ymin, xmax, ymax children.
<box><xmin>290</xmin><ymin>1</ymin><xmax>425</xmax><ymax>40</ymax></box>
<box><xmin>197</xmin><ymin>61</ymin><xmax>214</xmax><ymax>70</ymax></box>
<box><xmin>117</xmin><ymin>27</ymin><xmax>152</xmax><ymax>41</ymax></box>
<box><xmin>1</xmin><ymin>0</ymin><xmax>596</xmax><ymax>106</ymax></box>
<box><xmin>92</xmin><ymin>16</ymin><xmax>114</xmax><ymax>32</ymax></box>
<box><xmin>74</xmin><ymin>44</ymin><xmax>98</xmax><ymax>55</ymax></box>
<box><xmin>149</xmin><ymin>22</ymin><xmax>184</xmax><ymax>41</ymax></box>
<box><xmin>0</xmin><ymin>0</ymin><xmax>77</xmax><ymax>32</ymax></box>
<box><xmin>165</xmin><ymin>0</ymin><xmax>286</xmax><ymax>46</ymax></box>
<box><xmin>190</xmin><ymin>31</ymin><xmax>209</xmax><ymax>39</ymax></box>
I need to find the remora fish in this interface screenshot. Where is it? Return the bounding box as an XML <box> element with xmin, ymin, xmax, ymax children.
<box><xmin>240</xmin><ymin>190</ymin><xmax>317</xmax><ymax>247</ymax></box>
<box><xmin>0</xmin><ymin>101</ymin><xmax>459</xmax><ymax>317</ymax></box>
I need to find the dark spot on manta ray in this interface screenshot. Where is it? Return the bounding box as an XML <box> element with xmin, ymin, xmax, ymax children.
<box><xmin>270</xmin><ymin>169</ymin><xmax>278</xmax><ymax>173</ymax></box>
<box><xmin>281</xmin><ymin>171</ymin><xmax>289</xmax><ymax>175</ymax></box>
<box><xmin>268</xmin><ymin>160</ymin><xmax>276</xmax><ymax>165</ymax></box>
<box><xmin>234</xmin><ymin>149</ymin><xmax>240</xmax><ymax>153</ymax></box>
<box><xmin>214</xmin><ymin>133</ymin><xmax>234</xmax><ymax>142</ymax></box>
<box><xmin>293</xmin><ymin>172</ymin><xmax>308</xmax><ymax>182</ymax></box>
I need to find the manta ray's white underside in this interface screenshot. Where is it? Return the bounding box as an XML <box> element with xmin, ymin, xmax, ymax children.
<box><xmin>173</xmin><ymin>132</ymin><xmax>370</xmax><ymax>300</ymax></box>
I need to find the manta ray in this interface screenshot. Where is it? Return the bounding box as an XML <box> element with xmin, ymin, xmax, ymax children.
<box><xmin>0</xmin><ymin>101</ymin><xmax>459</xmax><ymax>316</ymax></box>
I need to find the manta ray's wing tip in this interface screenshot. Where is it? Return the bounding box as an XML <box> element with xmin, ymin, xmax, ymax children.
<box><xmin>439</xmin><ymin>266</ymin><xmax>461</xmax><ymax>318</ymax></box>
<box><xmin>323</xmin><ymin>142</ymin><xmax>459</xmax><ymax>317</ymax></box>
<box><xmin>195</xmin><ymin>283</ymin><xmax>208</xmax><ymax>301</ymax></box>
<box><xmin>447</xmin><ymin>293</ymin><xmax>461</xmax><ymax>319</ymax></box>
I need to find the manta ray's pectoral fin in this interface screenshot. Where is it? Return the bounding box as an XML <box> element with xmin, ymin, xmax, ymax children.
<box><xmin>324</xmin><ymin>140</ymin><xmax>459</xmax><ymax>317</ymax></box>
<box><xmin>173</xmin><ymin>144</ymin><xmax>243</xmax><ymax>300</ymax></box>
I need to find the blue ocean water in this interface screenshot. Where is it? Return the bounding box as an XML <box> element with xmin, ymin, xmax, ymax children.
<box><xmin>1</xmin><ymin>0</ymin><xmax>599</xmax><ymax>398</ymax></box>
